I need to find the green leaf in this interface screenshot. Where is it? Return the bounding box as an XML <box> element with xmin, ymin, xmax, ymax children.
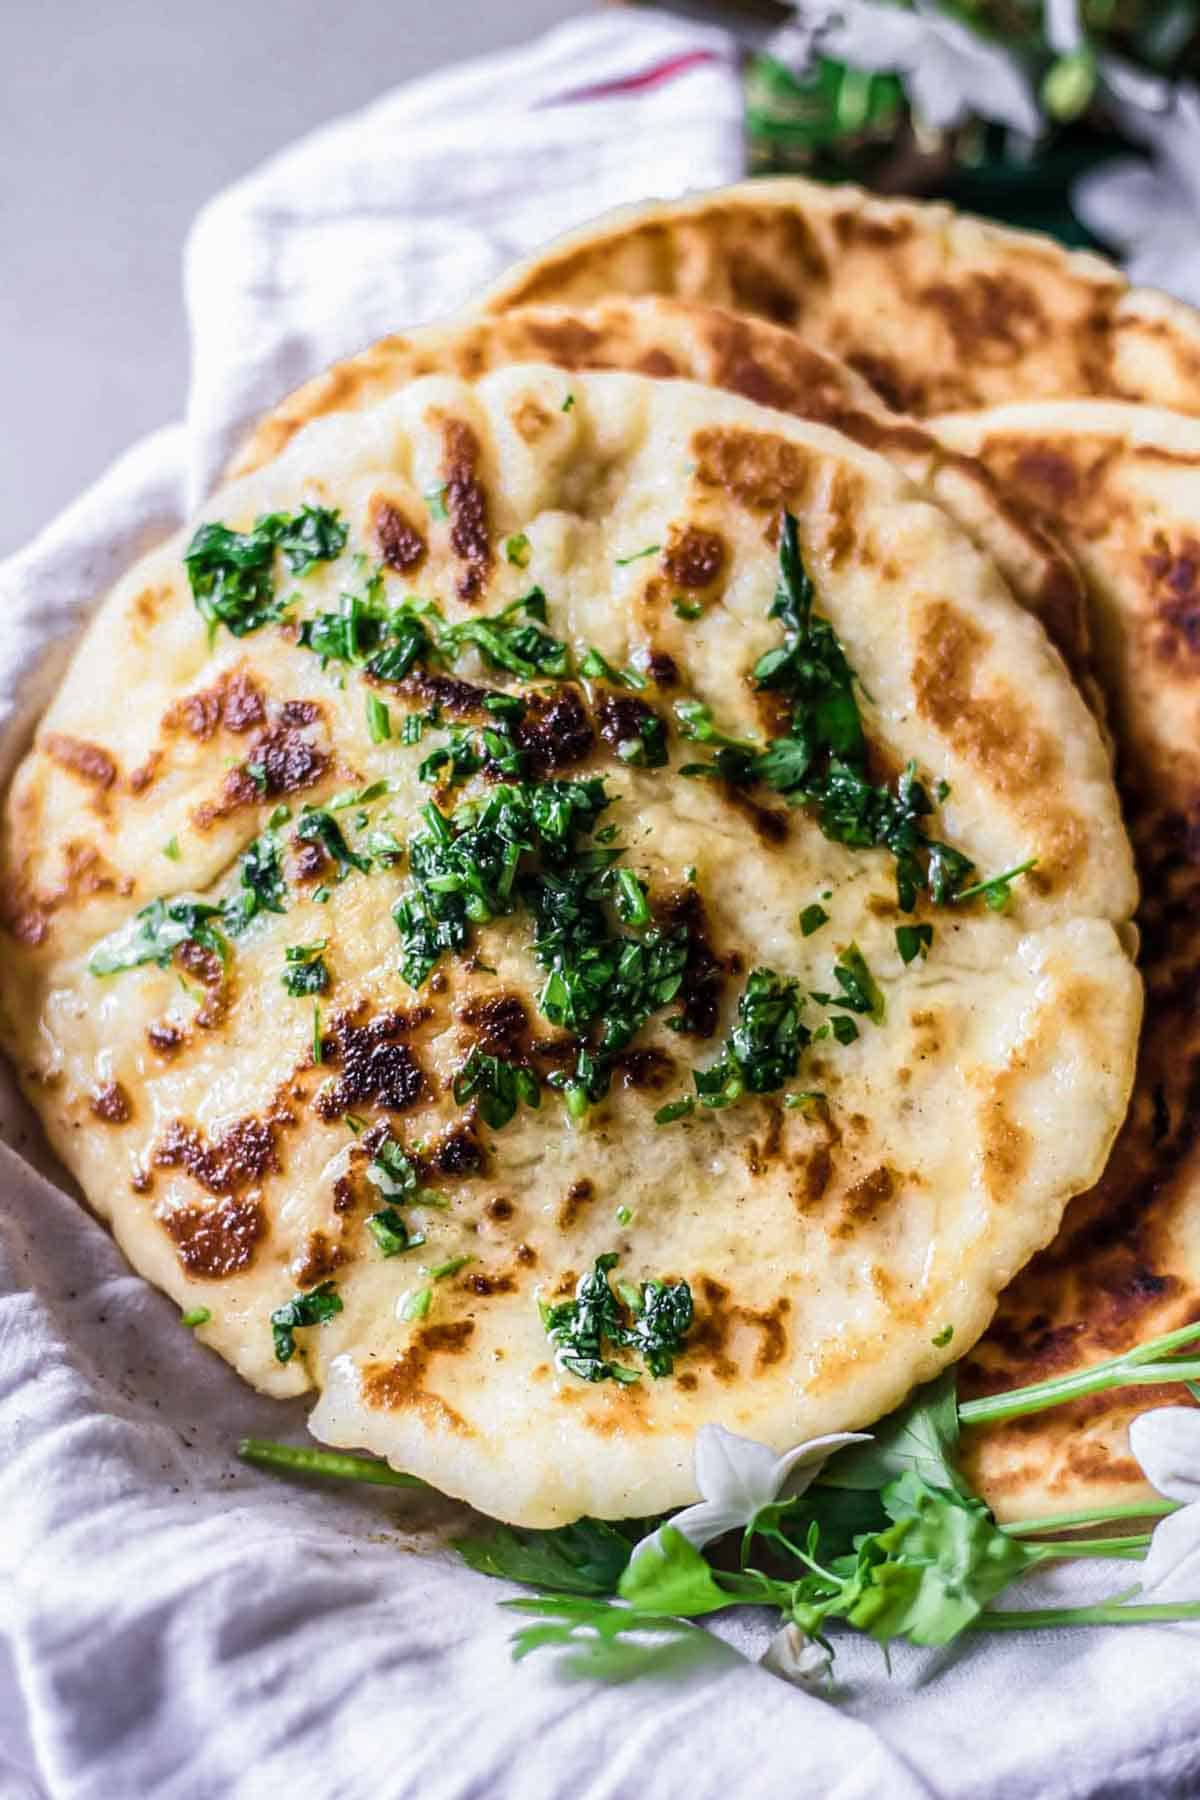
<box><xmin>831</xmin><ymin>943</ymin><xmax>885</xmax><ymax>1022</ymax></box>
<box><xmin>184</xmin><ymin>507</ymin><xmax>346</xmax><ymax>637</ymax></box>
<box><xmin>269</xmin><ymin>1281</ymin><xmax>342</xmax><ymax>1364</ymax></box>
<box><xmin>847</xmin><ymin>1475</ymin><xmax>1039</xmax><ymax>1646</ymax></box>
<box><xmin>456</xmin><ymin>1517</ymin><xmax>640</xmax><ymax>1594</ymax></box>
<box><xmin>366</xmin><ymin>1207</ymin><xmax>422</xmax><ymax>1257</ymax></box>
<box><xmin>800</xmin><ymin>903</ymin><xmax>829</xmax><ymax>937</ymax></box>
<box><xmin>896</xmin><ymin>922</ymin><xmax>933</xmax><ymax>965</ymax></box>
<box><xmin>822</xmin><ymin>1371</ymin><xmax>965</xmax><ymax>1493</ymax></box>
<box><xmin>88</xmin><ymin>897</ymin><xmax>229</xmax><ymax>976</ymax></box>
<box><xmin>617</xmin><ymin>1526</ymin><xmax>734</xmax><ymax>1617</ymax></box>
<box><xmin>366</xmin><ymin>692</ymin><xmax>392</xmax><ymax>743</ymax></box>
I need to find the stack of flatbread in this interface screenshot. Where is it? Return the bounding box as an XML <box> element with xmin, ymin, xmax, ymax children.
<box><xmin>5</xmin><ymin>176</ymin><xmax>1198</xmax><ymax>1528</ymax></box>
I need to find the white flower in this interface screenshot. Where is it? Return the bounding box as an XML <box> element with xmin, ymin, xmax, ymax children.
<box><xmin>1072</xmin><ymin>81</ymin><xmax>1200</xmax><ymax>308</ymax></box>
<box><xmin>1128</xmin><ymin>1407</ymin><xmax>1200</xmax><ymax>1600</ymax></box>
<box><xmin>638</xmin><ymin>1423</ymin><xmax>870</xmax><ymax>1561</ymax></box>
<box><xmin>759</xmin><ymin>1621</ymin><xmax>833</xmax><ymax>1692</ymax></box>
<box><xmin>768</xmin><ymin>0</ymin><xmax>1042</xmax><ymax>137</ymax></box>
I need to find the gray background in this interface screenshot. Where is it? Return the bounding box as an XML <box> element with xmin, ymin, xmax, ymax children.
<box><xmin>0</xmin><ymin>0</ymin><xmax>580</xmax><ymax>558</ymax></box>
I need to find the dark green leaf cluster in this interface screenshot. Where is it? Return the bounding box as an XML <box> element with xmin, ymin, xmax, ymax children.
<box><xmin>223</xmin><ymin>831</ymin><xmax>287</xmax><ymax>936</ymax></box>
<box><xmin>282</xmin><ymin>941</ymin><xmax>329</xmax><ymax>996</ymax></box>
<box><xmin>392</xmin><ymin>778</ymin><xmax>609</xmax><ymax>991</ymax></box>
<box><xmin>453</xmin><ymin>1048</ymin><xmax>541</xmax><ymax>1131</ymax></box>
<box><xmin>269</xmin><ymin>1281</ymin><xmax>343</xmax><ymax>1363</ymax></box>
<box><xmin>673</xmin><ymin>513</ymin><xmax>1027</xmax><ymax>915</ymax></box>
<box><xmin>184</xmin><ymin>506</ymin><xmax>347</xmax><ymax>637</ymax></box>
<box><xmin>418</xmin><ymin>694</ymin><xmax>526</xmax><ymax>790</ymax></box>
<box><xmin>542</xmin><ymin>1253</ymin><xmax>693</xmax><ymax>1385</ymax></box>
<box><xmin>693</xmin><ymin>969</ymin><xmax>809</xmax><ymax>1108</ymax></box>
<box><xmin>456</xmin><ymin>1516</ymin><xmax>642</xmax><ymax>1595</ymax></box>
<box><xmin>438</xmin><ymin>590</ymin><xmax>570</xmax><ymax>680</ymax></box>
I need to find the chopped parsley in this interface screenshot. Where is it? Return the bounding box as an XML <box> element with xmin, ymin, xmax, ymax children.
<box><xmin>180</xmin><ymin>1306</ymin><xmax>211</xmax><ymax>1328</ymax></box>
<box><xmin>830</xmin><ymin>944</ymin><xmax>885</xmax><ymax>1023</ymax></box>
<box><xmin>800</xmin><ymin>903</ymin><xmax>828</xmax><ymax>937</ymax></box>
<box><xmin>222</xmin><ymin>830</ymin><xmax>287</xmax><ymax>936</ymax></box>
<box><xmin>366</xmin><ymin>693</ymin><xmax>392</xmax><ymax>743</ymax></box>
<box><xmin>184</xmin><ymin>506</ymin><xmax>347</xmax><ymax>638</ymax></box>
<box><xmin>88</xmin><ymin>898</ymin><xmax>229</xmax><ymax>976</ymax></box>
<box><xmin>671</xmin><ymin>597</ymin><xmax>704</xmax><ymax>622</ymax></box>
<box><xmin>504</xmin><ymin>532</ymin><xmax>532</xmax><ymax>569</ymax></box>
<box><xmin>932</xmin><ymin>1323</ymin><xmax>955</xmax><ymax>1348</ymax></box>
<box><xmin>430</xmin><ymin>1255</ymin><xmax>473</xmax><ymax>1281</ymax></box>
<box><xmin>561</xmin><ymin>393</ymin><xmax>575</xmax><ymax>413</ymax></box>
<box><xmin>400</xmin><ymin>1285</ymin><xmax>433</xmax><ymax>1322</ymax></box>
<box><xmin>295</xmin><ymin>808</ymin><xmax>371</xmax><ymax>878</ymax></box>
<box><xmin>953</xmin><ymin>858</ymin><xmax>1038</xmax><ymax>912</ymax></box>
<box><xmin>438</xmin><ymin>590</ymin><xmax>570</xmax><ymax>681</ymax></box>
<box><xmin>674</xmin><ymin>514</ymin><xmax>1034</xmax><ymax>918</ymax></box>
<box><xmin>425</xmin><ymin>484</ymin><xmax>449</xmax><ymax>521</ymax></box>
<box><xmin>366</xmin><ymin>1207</ymin><xmax>424</xmax><ymax>1258</ymax></box>
<box><xmin>896</xmin><ymin>922</ymin><xmax>933</xmax><ymax>964</ymax></box>
<box><xmin>453</xmin><ymin>1049</ymin><xmax>540</xmax><ymax>1131</ymax></box>
<box><xmin>270</xmin><ymin>1281</ymin><xmax>342</xmax><ymax>1363</ymax></box>
<box><xmin>694</xmin><ymin>969</ymin><xmax>809</xmax><ymax>1108</ymax></box>
<box><xmin>577</xmin><ymin>647</ymin><xmax>647</xmax><ymax>691</ymax></box>
<box><xmin>162</xmin><ymin>836</ymin><xmax>181</xmax><ymax>862</ymax></box>
<box><xmin>282</xmin><ymin>941</ymin><xmax>329</xmax><ymax>995</ymax></box>
<box><xmin>654</xmin><ymin>1096</ymin><xmax>695</xmax><ymax>1126</ymax></box>
<box><xmin>541</xmin><ymin>1253</ymin><xmax>692</xmax><ymax>1384</ymax></box>
<box><xmin>615</xmin><ymin>545</ymin><xmax>661</xmax><ymax>567</ymax></box>
<box><xmin>312</xmin><ymin>1003</ymin><xmax>323</xmax><ymax>1063</ymax></box>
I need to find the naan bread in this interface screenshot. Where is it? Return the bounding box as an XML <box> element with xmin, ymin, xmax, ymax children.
<box><xmin>928</xmin><ymin>402</ymin><xmax>1200</xmax><ymax>1520</ymax></box>
<box><xmin>0</xmin><ymin>368</ymin><xmax>1139</xmax><ymax>1525</ymax></box>
<box><xmin>227</xmin><ymin>298</ymin><xmax>1096</xmax><ymax>699</ymax></box>
<box><xmin>478</xmin><ymin>177</ymin><xmax>1200</xmax><ymax>419</ymax></box>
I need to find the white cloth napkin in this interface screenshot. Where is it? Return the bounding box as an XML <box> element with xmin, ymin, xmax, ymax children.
<box><xmin>4</xmin><ymin>12</ymin><xmax>1200</xmax><ymax>1798</ymax></box>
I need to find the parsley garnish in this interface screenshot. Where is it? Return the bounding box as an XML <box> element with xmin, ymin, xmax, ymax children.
<box><xmin>425</xmin><ymin>484</ymin><xmax>449</xmax><ymax>521</ymax></box>
<box><xmin>694</xmin><ymin>969</ymin><xmax>809</xmax><ymax>1109</ymax></box>
<box><xmin>270</xmin><ymin>1281</ymin><xmax>342</xmax><ymax>1363</ymax></box>
<box><xmin>366</xmin><ymin>1207</ymin><xmax>423</xmax><ymax>1257</ymax></box>
<box><xmin>222</xmin><ymin>830</ymin><xmax>287</xmax><ymax>935</ymax></box>
<box><xmin>88</xmin><ymin>897</ymin><xmax>229</xmax><ymax>976</ymax></box>
<box><xmin>282</xmin><ymin>941</ymin><xmax>329</xmax><ymax>995</ymax></box>
<box><xmin>438</xmin><ymin>590</ymin><xmax>570</xmax><ymax>681</ymax></box>
<box><xmin>400</xmin><ymin>1286</ymin><xmax>432</xmax><ymax>1322</ymax></box>
<box><xmin>654</xmin><ymin>1097</ymin><xmax>696</xmax><ymax>1126</ymax></box>
<box><xmin>504</xmin><ymin>532</ymin><xmax>531</xmax><ymax>568</ymax></box>
<box><xmin>577</xmin><ymin>647</ymin><xmax>648</xmax><ymax>691</ymax></box>
<box><xmin>453</xmin><ymin>1048</ymin><xmax>540</xmax><ymax>1131</ymax></box>
<box><xmin>180</xmin><ymin>1306</ymin><xmax>211</xmax><ymax>1328</ymax></box>
<box><xmin>366</xmin><ymin>693</ymin><xmax>392</xmax><ymax>743</ymax></box>
<box><xmin>615</xmin><ymin>545</ymin><xmax>661</xmax><ymax>567</ymax></box>
<box><xmin>674</xmin><ymin>515</ymin><xmax>1034</xmax><ymax>918</ymax></box>
<box><xmin>953</xmin><ymin>858</ymin><xmax>1038</xmax><ymax>911</ymax></box>
<box><xmin>295</xmin><ymin>808</ymin><xmax>371</xmax><ymax>878</ymax></box>
<box><xmin>800</xmin><ymin>903</ymin><xmax>828</xmax><ymax>937</ymax></box>
<box><xmin>830</xmin><ymin>943</ymin><xmax>885</xmax><ymax>1023</ymax></box>
<box><xmin>184</xmin><ymin>506</ymin><xmax>346</xmax><ymax>638</ymax></box>
<box><xmin>162</xmin><ymin>836</ymin><xmax>181</xmax><ymax>862</ymax></box>
<box><xmin>672</xmin><ymin>597</ymin><xmax>704</xmax><ymax>621</ymax></box>
<box><xmin>896</xmin><ymin>922</ymin><xmax>933</xmax><ymax>964</ymax></box>
<box><xmin>542</xmin><ymin>1254</ymin><xmax>692</xmax><ymax>1384</ymax></box>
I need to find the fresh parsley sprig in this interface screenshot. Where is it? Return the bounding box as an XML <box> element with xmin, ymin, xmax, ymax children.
<box><xmin>185</xmin><ymin>506</ymin><xmax>347</xmax><ymax>638</ymax></box>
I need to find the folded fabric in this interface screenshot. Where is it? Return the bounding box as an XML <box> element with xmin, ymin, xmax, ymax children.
<box><xmin>4</xmin><ymin>12</ymin><xmax>1200</xmax><ymax>1799</ymax></box>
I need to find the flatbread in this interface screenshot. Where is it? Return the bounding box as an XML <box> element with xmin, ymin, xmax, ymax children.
<box><xmin>478</xmin><ymin>177</ymin><xmax>1200</xmax><ymax>419</ymax></box>
<box><xmin>0</xmin><ymin>368</ymin><xmax>1139</xmax><ymax>1525</ymax></box>
<box><xmin>227</xmin><ymin>298</ymin><xmax>1096</xmax><ymax>700</ymax></box>
<box><xmin>928</xmin><ymin>402</ymin><xmax>1200</xmax><ymax>1520</ymax></box>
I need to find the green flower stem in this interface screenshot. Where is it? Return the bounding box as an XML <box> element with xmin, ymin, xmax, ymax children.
<box><xmin>1002</xmin><ymin>1499</ymin><xmax>1178</xmax><ymax>1537</ymax></box>
<box><xmin>959</xmin><ymin>1321</ymin><xmax>1200</xmax><ymax>1426</ymax></box>
<box><xmin>1031</xmin><ymin>1535</ymin><xmax>1151</xmax><ymax>1560</ymax></box>
<box><xmin>975</xmin><ymin>1600</ymin><xmax>1200</xmax><ymax>1631</ymax></box>
<box><xmin>238</xmin><ymin>1438</ymin><xmax>425</xmax><ymax>1488</ymax></box>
